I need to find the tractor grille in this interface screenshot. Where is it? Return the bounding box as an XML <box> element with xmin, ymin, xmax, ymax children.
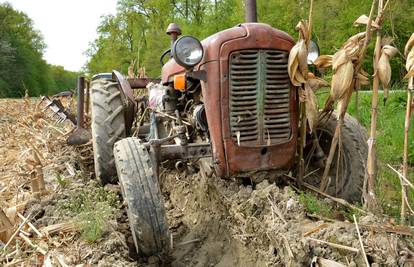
<box><xmin>229</xmin><ymin>49</ymin><xmax>291</xmax><ymax>146</ymax></box>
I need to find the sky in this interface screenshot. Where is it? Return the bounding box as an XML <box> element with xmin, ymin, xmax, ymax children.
<box><xmin>1</xmin><ymin>0</ymin><xmax>118</xmax><ymax>72</ymax></box>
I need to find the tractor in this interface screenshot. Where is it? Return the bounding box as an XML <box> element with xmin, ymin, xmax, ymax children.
<box><xmin>88</xmin><ymin>0</ymin><xmax>368</xmax><ymax>258</ymax></box>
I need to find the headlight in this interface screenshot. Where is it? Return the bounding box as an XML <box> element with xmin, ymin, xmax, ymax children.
<box><xmin>172</xmin><ymin>36</ymin><xmax>204</xmax><ymax>68</ymax></box>
<box><xmin>307</xmin><ymin>40</ymin><xmax>320</xmax><ymax>64</ymax></box>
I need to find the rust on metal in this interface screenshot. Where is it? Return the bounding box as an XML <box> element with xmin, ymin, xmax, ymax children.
<box><xmin>128</xmin><ymin>78</ymin><xmax>161</xmax><ymax>88</ymax></box>
<box><xmin>162</xmin><ymin>58</ymin><xmax>186</xmax><ymax>84</ymax></box>
<box><xmin>112</xmin><ymin>70</ymin><xmax>136</xmax><ymax>105</ymax></box>
<box><xmin>112</xmin><ymin>70</ymin><xmax>137</xmax><ymax>133</ymax></box>
<box><xmin>40</xmin><ymin>96</ymin><xmax>76</xmax><ymax>125</ymax></box>
<box><xmin>67</xmin><ymin>76</ymin><xmax>91</xmax><ymax>145</ymax></box>
<box><xmin>77</xmin><ymin>77</ymin><xmax>85</xmax><ymax>128</ymax></box>
<box><xmin>198</xmin><ymin>23</ymin><xmax>296</xmax><ymax>177</ymax></box>
<box><xmin>85</xmin><ymin>80</ymin><xmax>90</xmax><ymax>114</ymax></box>
<box><xmin>229</xmin><ymin>49</ymin><xmax>291</xmax><ymax>146</ymax></box>
<box><xmin>158</xmin><ymin>143</ymin><xmax>212</xmax><ymax>161</ymax></box>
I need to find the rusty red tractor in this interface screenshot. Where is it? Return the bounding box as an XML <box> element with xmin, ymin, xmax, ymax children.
<box><xmin>88</xmin><ymin>0</ymin><xmax>368</xmax><ymax>258</ymax></box>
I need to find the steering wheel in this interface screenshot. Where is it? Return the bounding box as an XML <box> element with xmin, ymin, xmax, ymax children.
<box><xmin>160</xmin><ymin>49</ymin><xmax>171</xmax><ymax>66</ymax></box>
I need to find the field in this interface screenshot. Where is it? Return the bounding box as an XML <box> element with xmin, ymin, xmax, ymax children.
<box><xmin>0</xmin><ymin>95</ymin><xmax>413</xmax><ymax>266</ymax></box>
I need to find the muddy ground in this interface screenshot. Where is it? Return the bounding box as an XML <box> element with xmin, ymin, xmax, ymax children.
<box><xmin>1</xmin><ymin>98</ymin><xmax>414</xmax><ymax>266</ymax></box>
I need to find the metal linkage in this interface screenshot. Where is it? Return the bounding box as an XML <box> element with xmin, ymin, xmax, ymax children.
<box><xmin>39</xmin><ymin>96</ymin><xmax>76</xmax><ymax>126</ymax></box>
<box><xmin>67</xmin><ymin>76</ymin><xmax>92</xmax><ymax>145</ymax></box>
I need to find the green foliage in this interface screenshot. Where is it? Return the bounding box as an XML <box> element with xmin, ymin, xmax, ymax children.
<box><xmin>299</xmin><ymin>191</ymin><xmax>333</xmax><ymax>217</ymax></box>
<box><xmin>345</xmin><ymin>90</ymin><xmax>414</xmax><ymax>222</ymax></box>
<box><xmin>55</xmin><ymin>173</ymin><xmax>70</xmax><ymax>188</ymax></box>
<box><xmin>58</xmin><ymin>187</ymin><xmax>119</xmax><ymax>243</ymax></box>
<box><xmin>78</xmin><ymin>202</ymin><xmax>113</xmax><ymax>243</ymax></box>
<box><xmin>49</xmin><ymin>65</ymin><xmax>79</xmax><ymax>94</ymax></box>
<box><xmin>86</xmin><ymin>0</ymin><xmax>244</xmax><ymax>76</ymax></box>
<box><xmin>0</xmin><ymin>3</ymin><xmax>80</xmax><ymax>97</ymax></box>
<box><xmin>86</xmin><ymin>0</ymin><xmax>414</xmax><ymax>83</ymax></box>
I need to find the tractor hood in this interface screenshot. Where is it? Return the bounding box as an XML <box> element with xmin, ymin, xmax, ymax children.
<box><xmin>161</xmin><ymin>23</ymin><xmax>294</xmax><ymax>84</ymax></box>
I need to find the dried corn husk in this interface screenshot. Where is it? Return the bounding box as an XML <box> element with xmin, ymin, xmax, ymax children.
<box><xmin>378</xmin><ymin>44</ymin><xmax>398</xmax><ymax>103</ymax></box>
<box><xmin>404</xmin><ymin>33</ymin><xmax>414</xmax><ymax>57</ymax></box>
<box><xmin>406</xmin><ymin>49</ymin><xmax>414</xmax><ymax>73</ymax></box>
<box><xmin>295</xmin><ymin>20</ymin><xmax>309</xmax><ymax>42</ymax></box>
<box><xmin>331</xmin><ymin>59</ymin><xmax>354</xmax><ymax>101</ymax></box>
<box><xmin>382</xmin><ymin>45</ymin><xmax>398</xmax><ymax>58</ymax></box>
<box><xmin>288</xmin><ymin>41</ymin><xmax>307</xmax><ymax>86</ymax></box>
<box><xmin>332</xmin><ymin>49</ymin><xmax>349</xmax><ymax>71</ymax></box>
<box><xmin>357</xmin><ymin>71</ymin><xmax>370</xmax><ymax>86</ymax></box>
<box><xmin>378</xmin><ymin>54</ymin><xmax>391</xmax><ymax>100</ymax></box>
<box><xmin>314</xmin><ymin>55</ymin><xmax>332</xmax><ymax>69</ymax></box>
<box><xmin>353</xmin><ymin>15</ymin><xmax>380</xmax><ymax>29</ymax></box>
<box><xmin>308</xmin><ymin>77</ymin><xmax>329</xmax><ymax>91</ymax></box>
<box><xmin>405</xmin><ymin>70</ymin><xmax>414</xmax><ymax>79</ymax></box>
<box><xmin>305</xmin><ymin>83</ymin><xmax>318</xmax><ymax>132</ymax></box>
<box><xmin>405</xmin><ymin>35</ymin><xmax>414</xmax><ymax>79</ymax></box>
<box><xmin>336</xmin><ymin>98</ymin><xmax>348</xmax><ymax>120</ymax></box>
<box><xmin>298</xmin><ymin>40</ymin><xmax>309</xmax><ymax>76</ymax></box>
<box><xmin>342</xmin><ymin>32</ymin><xmax>366</xmax><ymax>59</ymax></box>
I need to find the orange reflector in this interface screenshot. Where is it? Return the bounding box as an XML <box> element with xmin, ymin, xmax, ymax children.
<box><xmin>174</xmin><ymin>74</ymin><xmax>186</xmax><ymax>91</ymax></box>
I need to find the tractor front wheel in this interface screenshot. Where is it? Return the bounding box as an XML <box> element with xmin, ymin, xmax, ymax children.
<box><xmin>113</xmin><ymin>137</ymin><xmax>170</xmax><ymax>257</ymax></box>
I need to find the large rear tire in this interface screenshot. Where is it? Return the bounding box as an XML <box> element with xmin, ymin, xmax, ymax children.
<box><xmin>304</xmin><ymin>111</ymin><xmax>368</xmax><ymax>202</ymax></box>
<box><xmin>113</xmin><ymin>137</ymin><xmax>170</xmax><ymax>257</ymax></box>
<box><xmin>91</xmin><ymin>79</ymin><xmax>126</xmax><ymax>185</ymax></box>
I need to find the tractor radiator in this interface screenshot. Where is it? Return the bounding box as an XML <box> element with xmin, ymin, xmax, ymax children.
<box><xmin>229</xmin><ymin>49</ymin><xmax>291</xmax><ymax>146</ymax></box>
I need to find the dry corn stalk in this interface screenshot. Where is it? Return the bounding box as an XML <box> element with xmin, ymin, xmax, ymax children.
<box><xmin>353</xmin><ymin>14</ymin><xmax>380</xmax><ymax>29</ymax></box>
<box><xmin>320</xmin><ymin>0</ymin><xmax>379</xmax><ymax>193</ymax></box>
<box><xmin>401</xmin><ymin>33</ymin><xmax>414</xmax><ymax>224</ymax></box>
<box><xmin>358</xmin><ymin>69</ymin><xmax>370</xmax><ymax>86</ymax></box>
<box><xmin>363</xmin><ymin>0</ymin><xmax>390</xmax><ymax>211</ymax></box>
<box><xmin>329</xmin><ymin>32</ymin><xmax>366</xmax><ymax>118</ymax></box>
<box><xmin>314</xmin><ymin>55</ymin><xmax>332</xmax><ymax>69</ymax></box>
<box><xmin>288</xmin><ymin>42</ymin><xmax>306</xmax><ymax>86</ymax></box>
<box><xmin>377</xmin><ymin>44</ymin><xmax>398</xmax><ymax>104</ymax></box>
<box><xmin>288</xmin><ymin>21</ymin><xmax>310</xmax><ymax>85</ymax></box>
<box><xmin>405</xmin><ymin>33</ymin><xmax>414</xmax><ymax>79</ymax></box>
<box><xmin>304</xmin><ymin>83</ymin><xmax>318</xmax><ymax>132</ymax></box>
<box><xmin>0</xmin><ymin>209</ymin><xmax>12</xmax><ymax>232</ymax></box>
<box><xmin>288</xmin><ymin>1</ymin><xmax>314</xmax><ymax>187</ymax></box>
<box><xmin>288</xmin><ymin>18</ymin><xmax>325</xmax><ymax>133</ymax></box>
<box><xmin>128</xmin><ymin>59</ymin><xmax>136</xmax><ymax>78</ymax></box>
<box><xmin>40</xmin><ymin>221</ymin><xmax>78</xmax><ymax>236</ymax></box>
<box><xmin>308</xmin><ymin>76</ymin><xmax>329</xmax><ymax>91</ymax></box>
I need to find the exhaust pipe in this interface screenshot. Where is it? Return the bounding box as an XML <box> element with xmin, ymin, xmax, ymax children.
<box><xmin>245</xmin><ymin>0</ymin><xmax>257</xmax><ymax>23</ymax></box>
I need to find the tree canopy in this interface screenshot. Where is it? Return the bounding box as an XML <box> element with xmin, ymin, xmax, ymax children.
<box><xmin>0</xmin><ymin>3</ymin><xmax>79</xmax><ymax>98</ymax></box>
<box><xmin>86</xmin><ymin>0</ymin><xmax>413</xmax><ymax>85</ymax></box>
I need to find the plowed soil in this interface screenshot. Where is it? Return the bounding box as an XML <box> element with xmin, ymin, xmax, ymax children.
<box><xmin>1</xmin><ymin>98</ymin><xmax>413</xmax><ymax>266</ymax></box>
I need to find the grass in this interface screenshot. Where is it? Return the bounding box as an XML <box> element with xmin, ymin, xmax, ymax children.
<box><xmin>299</xmin><ymin>191</ymin><xmax>363</xmax><ymax>221</ymax></box>
<box><xmin>316</xmin><ymin>88</ymin><xmax>414</xmax><ymax>222</ymax></box>
<box><xmin>58</xmin><ymin>186</ymin><xmax>119</xmax><ymax>243</ymax></box>
<box><xmin>299</xmin><ymin>192</ymin><xmax>333</xmax><ymax>217</ymax></box>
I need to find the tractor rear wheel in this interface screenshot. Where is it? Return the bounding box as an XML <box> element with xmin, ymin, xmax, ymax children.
<box><xmin>91</xmin><ymin>79</ymin><xmax>126</xmax><ymax>185</ymax></box>
<box><xmin>113</xmin><ymin>137</ymin><xmax>170</xmax><ymax>257</ymax></box>
<box><xmin>304</xmin><ymin>111</ymin><xmax>368</xmax><ymax>203</ymax></box>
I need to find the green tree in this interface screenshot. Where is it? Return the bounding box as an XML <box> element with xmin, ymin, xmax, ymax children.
<box><xmin>86</xmin><ymin>0</ymin><xmax>414</xmax><ymax>84</ymax></box>
<box><xmin>0</xmin><ymin>3</ymin><xmax>78</xmax><ymax>97</ymax></box>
